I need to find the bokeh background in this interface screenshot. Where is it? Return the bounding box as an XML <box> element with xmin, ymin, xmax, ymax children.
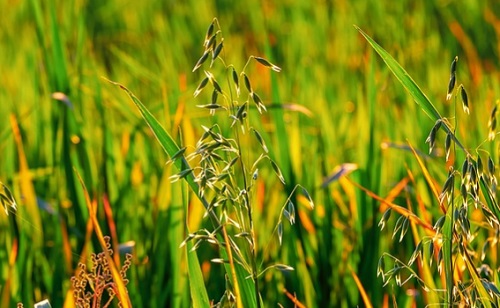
<box><xmin>2</xmin><ymin>0</ymin><xmax>500</xmax><ymax>307</ymax></box>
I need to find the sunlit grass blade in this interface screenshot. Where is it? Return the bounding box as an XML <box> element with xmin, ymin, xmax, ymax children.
<box><xmin>185</xmin><ymin>241</ymin><xmax>211</xmax><ymax>307</ymax></box>
<box><xmin>355</xmin><ymin>26</ymin><xmax>467</xmax><ymax>153</ymax></box>
<box><xmin>283</xmin><ymin>288</ymin><xmax>307</xmax><ymax>308</ymax></box>
<box><xmin>462</xmin><ymin>244</ymin><xmax>493</xmax><ymax>308</ymax></box>
<box><xmin>182</xmin><ymin>181</ymin><xmax>211</xmax><ymax>308</ymax></box>
<box><xmin>105</xmin><ymin>79</ymin><xmax>213</xmax><ymax>212</ymax></box>
<box><xmin>355</xmin><ymin>26</ymin><xmax>441</xmax><ymax>121</ymax></box>
<box><xmin>107</xmin><ymin>78</ymin><xmax>257</xmax><ymax>307</ymax></box>
<box><xmin>406</xmin><ymin>142</ymin><xmax>448</xmax><ymax>214</ymax></box>
<box><xmin>348</xmin><ymin>179</ymin><xmax>435</xmax><ymax>232</ymax></box>
<box><xmin>349</xmin><ymin>266</ymin><xmax>373</xmax><ymax>308</ymax></box>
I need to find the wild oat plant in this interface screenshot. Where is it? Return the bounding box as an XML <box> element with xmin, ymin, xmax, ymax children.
<box><xmin>375</xmin><ymin>54</ymin><xmax>500</xmax><ymax>306</ymax></box>
<box><xmin>71</xmin><ymin>236</ymin><xmax>133</xmax><ymax>308</ymax></box>
<box><xmin>173</xmin><ymin>18</ymin><xmax>313</xmax><ymax>307</ymax></box>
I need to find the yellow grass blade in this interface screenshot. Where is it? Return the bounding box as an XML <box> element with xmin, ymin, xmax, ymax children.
<box><xmin>406</xmin><ymin>142</ymin><xmax>446</xmax><ymax>213</ymax></box>
<box><xmin>349</xmin><ymin>179</ymin><xmax>435</xmax><ymax>233</ymax></box>
<box><xmin>74</xmin><ymin>168</ymin><xmax>132</xmax><ymax>308</ymax></box>
<box><xmin>349</xmin><ymin>266</ymin><xmax>373</xmax><ymax>308</ymax></box>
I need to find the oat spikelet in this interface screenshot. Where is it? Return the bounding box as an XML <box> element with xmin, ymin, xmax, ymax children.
<box><xmin>460</xmin><ymin>85</ymin><xmax>469</xmax><ymax>114</ymax></box>
<box><xmin>446</xmin><ymin>56</ymin><xmax>458</xmax><ymax>100</ymax></box>
<box><xmin>488</xmin><ymin>101</ymin><xmax>498</xmax><ymax>141</ymax></box>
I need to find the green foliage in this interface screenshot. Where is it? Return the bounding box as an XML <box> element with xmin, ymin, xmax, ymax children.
<box><xmin>2</xmin><ymin>0</ymin><xmax>500</xmax><ymax>307</ymax></box>
<box><xmin>359</xmin><ymin>25</ymin><xmax>500</xmax><ymax>307</ymax></box>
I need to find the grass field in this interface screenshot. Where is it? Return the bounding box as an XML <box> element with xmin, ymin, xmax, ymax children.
<box><xmin>2</xmin><ymin>0</ymin><xmax>500</xmax><ymax>307</ymax></box>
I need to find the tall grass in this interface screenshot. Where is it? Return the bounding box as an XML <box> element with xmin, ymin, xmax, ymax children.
<box><xmin>1</xmin><ymin>0</ymin><xmax>500</xmax><ymax>306</ymax></box>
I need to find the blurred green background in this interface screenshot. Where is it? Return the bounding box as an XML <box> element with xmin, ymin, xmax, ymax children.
<box><xmin>2</xmin><ymin>0</ymin><xmax>500</xmax><ymax>307</ymax></box>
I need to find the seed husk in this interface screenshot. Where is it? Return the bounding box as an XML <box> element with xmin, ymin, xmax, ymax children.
<box><xmin>287</xmin><ymin>201</ymin><xmax>295</xmax><ymax>225</ymax></box>
<box><xmin>194</xmin><ymin>77</ymin><xmax>209</xmax><ymax>97</ymax></box>
<box><xmin>392</xmin><ymin>215</ymin><xmax>405</xmax><ymax>239</ymax></box>
<box><xmin>222</xmin><ymin>156</ymin><xmax>239</xmax><ymax>172</ymax></box>
<box><xmin>450</xmin><ymin>56</ymin><xmax>458</xmax><ymax>76</ymax></box>
<box><xmin>179</xmin><ymin>233</ymin><xmax>196</xmax><ymax>248</ymax></box>
<box><xmin>212</xmin><ymin>79</ymin><xmax>222</xmax><ymax>93</ymax></box>
<box><xmin>408</xmin><ymin>240</ymin><xmax>423</xmax><ymax>266</ymax></box>
<box><xmin>254</xmin><ymin>56</ymin><xmax>282</xmax><ymax>72</ymax></box>
<box><xmin>273</xmin><ymin>264</ymin><xmax>294</xmax><ymax>271</ymax></box>
<box><xmin>301</xmin><ymin>187</ymin><xmax>314</xmax><ymax>209</ymax></box>
<box><xmin>235</xmin><ymin>103</ymin><xmax>247</xmax><ymax>121</ymax></box>
<box><xmin>489</xmin><ymin>118</ymin><xmax>497</xmax><ymax>141</ymax></box>
<box><xmin>489</xmin><ymin>103</ymin><xmax>498</xmax><ymax>140</ymax></box>
<box><xmin>170</xmin><ymin>168</ymin><xmax>193</xmax><ymax>182</ymax></box>
<box><xmin>212</xmin><ymin>39</ymin><xmax>224</xmax><ymax>63</ymax></box>
<box><xmin>378</xmin><ymin>208</ymin><xmax>392</xmax><ymax>230</ymax></box>
<box><xmin>251</xmin><ymin>92</ymin><xmax>267</xmax><ymax>113</ymax></box>
<box><xmin>459</xmin><ymin>212</ymin><xmax>471</xmax><ymax>240</ymax></box>
<box><xmin>193</xmin><ymin>51</ymin><xmax>210</xmax><ymax>72</ymax></box>
<box><xmin>461</xmin><ymin>157</ymin><xmax>470</xmax><ymax>178</ymax></box>
<box><xmin>481</xmin><ymin>241</ymin><xmax>490</xmax><ymax>261</ymax></box>
<box><xmin>169</xmin><ymin>147</ymin><xmax>187</xmax><ymax>163</ymax></box>
<box><xmin>460</xmin><ymin>86</ymin><xmax>469</xmax><ymax>114</ymax></box>
<box><xmin>252</xmin><ymin>128</ymin><xmax>268</xmax><ymax>153</ymax></box>
<box><xmin>460</xmin><ymin>182</ymin><xmax>467</xmax><ymax>203</ymax></box>
<box><xmin>270</xmin><ymin>159</ymin><xmax>286</xmax><ymax>184</ymax></box>
<box><xmin>377</xmin><ymin>258</ymin><xmax>385</xmax><ymax>278</ymax></box>
<box><xmin>469</xmin><ymin>164</ymin><xmax>478</xmax><ymax>187</ymax></box>
<box><xmin>440</xmin><ymin>173</ymin><xmax>454</xmax><ymax>203</ymax></box>
<box><xmin>399</xmin><ymin>216</ymin><xmax>409</xmax><ymax>242</ymax></box>
<box><xmin>446</xmin><ymin>57</ymin><xmax>458</xmax><ymax>99</ymax></box>
<box><xmin>477</xmin><ymin>156</ymin><xmax>484</xmax><ymax>177</ymax></box>
<box><xmin>445</xmin><ymin>132</ymin><xmax>452</xmax><ymax>162</ymax></box>
<box><xmin>210</xmin><ymin>258</ymin><xmax>228</xmax><ymax>264</ymax></box>
<box><xmin>232</xmin><ymin>68</ymin><xmax>240</xmax><ymax>96</ymax></box>
<box><xmin>437</xmin><ymin>247</ymin><xmax>444</xmax><ymax>274</ymax></box>
<box><xmin>446</xmin><ymin>74</ymin><xmax>456</xmax><ymax>101</ymax></box>
<box><xmin>277</xmin><ymin>221</ymin><xmax>283</xmax><ymax>245</ymax></box>
<box><xmin>252</xmin><ymin>169</ymin><xmax>258</xmax><ymax>180</ymax></box>
<box><xmin>211</xmin><ymin>89</ymin><xmax>219</xmax><ymax>104</ymax></box>
<box><xmin>433</xmin><ymin>215</ymin><xmax>446</xmax><ymax>233</ymax></box>
<box><xmin>206</xmin><ymin>33</ymin><xmax>217</xmax><ymax>50</ymax></box>
<box><xmin>204</xmin><ymin>21</ymin><xmax>215</xmax><ymax>46</ymax></box>
<box><xmin>283</xmin><ymin>209</ymin><xmax>291</xmax><ymax>223</ymax></box>
<box><xmin>488</xmin><ymin>156</ymin><xmax>495</xmax><ymax>175</ymax></box>
<box><xmin>242</xmin><ymin>73</ymin><xmax>252</xmax><ymax>93</ymax></box>
<box><xmin>425</xmin><ymin>120</ymin><xmax>441</xmax><ymax>154</ymax></box>
<box><xmin>196</xmin><ymin>103</ymin><xmax>225</xmax><ymax>111</ymax></box>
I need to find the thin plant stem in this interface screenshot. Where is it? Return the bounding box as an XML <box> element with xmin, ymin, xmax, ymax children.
<box><xmin>232</xmin><ymin>72</ymin><xmax>261</xmax><ymax>308</ymax></box>
<box><xmin>222</xmin><ymin>224</ymin><xmax>243</xmax><ymax>308</ymax></box>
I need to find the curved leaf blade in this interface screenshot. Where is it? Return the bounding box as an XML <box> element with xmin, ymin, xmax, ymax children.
<box><xmin>355</xmin><ymin>26</ymin><xmax>441</xmax><ymax>121</ymax></box>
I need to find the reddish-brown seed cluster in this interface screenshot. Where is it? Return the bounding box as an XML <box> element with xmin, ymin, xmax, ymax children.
<box><xmin>71</xmin><ymin>236</ymin><xmax>133</xmax><ymax>308</ymax></box>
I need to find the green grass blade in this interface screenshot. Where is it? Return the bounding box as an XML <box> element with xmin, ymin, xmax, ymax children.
<box><xmin>356</xmin><ymin>26</ymin><xmax>498</xmax><ymax>306</ymax></box>
<box><xmin>107</xmin><ymin>79</ymin><xmax>257</xmax><ymax>307</ymax></box>
<box><xmin>355</xmin><ymin>26</ymin><xmax>468</xmax><ymax>153</ymax></box>
<box><xmin>356</xmin><ymin>25</ymin><xmax>458</xmax><ymax>304</ymax></box>
<box><xmin>185</xmin><ymin>242</ymin><xmax>210</xmax><ymax>308</ymax></box>
<box><xmin>49</xmin><ymin>1</ymin><xmax>69</xmax><ymax>92</ymax></box>
<box><xmin>105</xmin><ymin>79</ymin><xmax>208</xmax><ymax>207</ymax></box>
<box><xmin>182</xmin><ymin>180</ymin><xmax>210</xmax><ymax>308</ymax></box>
<box><xmin>355</xmin><ymin>26</ymin><xmax>441</xmax><ymax>121</ymax></box>
<box><xmin>462</xmin><ymin>248</ymin><xmax>493</xmax><ymax>308</ymax></box>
